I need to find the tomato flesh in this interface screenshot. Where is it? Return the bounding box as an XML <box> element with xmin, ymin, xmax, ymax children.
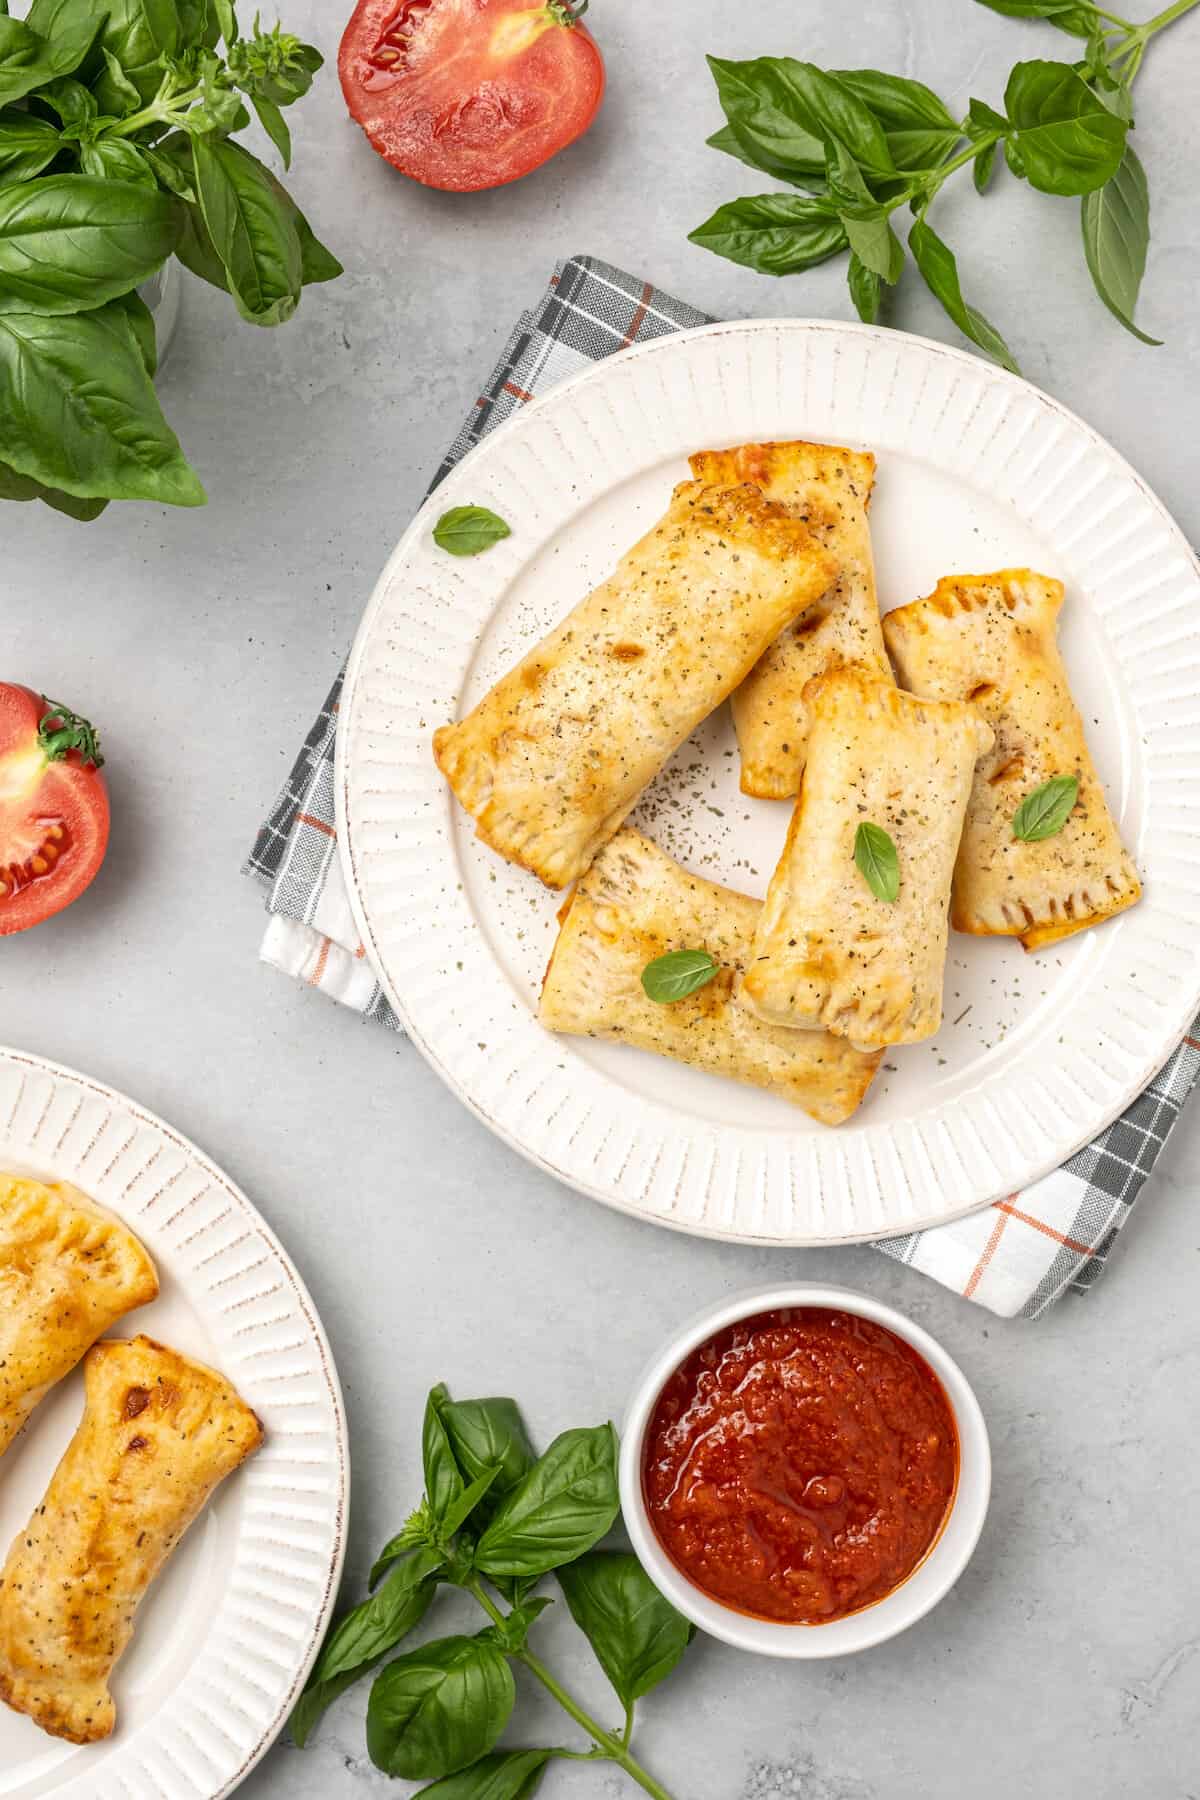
<box><xmin>0</xmin><ymin>684</ymin><xmax>109</xmax><ymax>935</ymax></box>
<box><xmin>339</xmin><ymin>0</ymin><xmax>605</xmax><ymax>191</ymax></box>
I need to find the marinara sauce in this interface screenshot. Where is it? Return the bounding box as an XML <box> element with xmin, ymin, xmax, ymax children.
<box><xmin>642</xmin><ymin>1308</ymin><xmax>958</xmax><ymax>1624</ymax></box>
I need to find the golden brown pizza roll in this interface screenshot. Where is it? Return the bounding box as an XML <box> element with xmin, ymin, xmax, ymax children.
<box><xmin>539</xmin><ymin>827</ymin><xmax>881</xmax><ymax>1125</ymax></box>
<box><xmin>882</xmin><ymin>570</ymin><xmax>1142</xmax><ymax>950</ymax></box>
<box><xmin>434</xmin><ymin>479</ymin><xmax>838</xmax><ymax>888</ymax></box>
<box><xmin>689</xmin><ymin>439</ymin><xmax>888</xmax><ymax>799</ymax></box>
<box><xmin>0</xmin><ymin>1173</ymin><xmax>158</xmax><ymax>1459</ymax></box>
<box><xmin>741</xmin><ymin>668</ymin><xmax>994</xmax><ymax>1048</ymax></box>
<box><xmin>0</xmin><ymin>1335</ymin><xmax>264</xmax><ymax>1743</ymax></box>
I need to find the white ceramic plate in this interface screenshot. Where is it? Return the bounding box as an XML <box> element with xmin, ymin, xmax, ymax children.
<box><xmin>0</xmin><ymin>1047</ymin><xmax>347</xmax><ymax>1799</ymax></box>
<box><xmin>339</xmin><ymin>318</ymin><xmax>1200</xmax><ymax>1245</ymax></box>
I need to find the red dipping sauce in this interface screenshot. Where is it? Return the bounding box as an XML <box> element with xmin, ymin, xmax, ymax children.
<box><xmin>642</xmin><ymin>1307</ymin><xmax>959</xmax><ymax>1625</ymax></box>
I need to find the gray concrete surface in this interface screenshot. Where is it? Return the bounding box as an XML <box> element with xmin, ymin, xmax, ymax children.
<box><xmin>5</xmin><ymin>2</ymin><xmax>1199</xmax><ymax>1795</ymax></box>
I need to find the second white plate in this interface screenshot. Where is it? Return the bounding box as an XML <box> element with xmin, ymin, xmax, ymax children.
<box><xmin>339</xmin><ymin>318</ymin><xmax>1200</xmax><ymax>1245</ymax></box>
<box><xmin>0</xmin><ymin>1048</ymin><xmax>347</xmax><ymax>1799</ymax></box>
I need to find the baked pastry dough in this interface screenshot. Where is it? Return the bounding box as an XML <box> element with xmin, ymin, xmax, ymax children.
<box><xmin>689</xmin><ymin>440</ymin><xmax>889</xmax><ymax>798</ymax></box>
<box><xmin>882</xmin><ymin>570</ymin><xmax>1142</xmax><ymax>950</ymax></box>
<box><xmin>741</xmin><ymin>669</ymin><xmax>994</xmax><ymax>1047</ymax></box>
<box><xmin>539</xmin><ymin>827</ymin><xmax>881</xmax><ymax>1124</ymax></box>
<box><xmin>0</xmin><ymin>1334</ymin><xmax>263</xmax><ymax>1743</ymax></box>
<box><xmin>434</xmin><ymin>480</ymin><xmax>838</xmax><ymax>887</ymax></box>
<box><xmin>0</xmin><ymin>1173</ymin><xmax>158</xmax><ymax>1459</ymax></box>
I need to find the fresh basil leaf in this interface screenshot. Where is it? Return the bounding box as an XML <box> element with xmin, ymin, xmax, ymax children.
<box><xmin>1091</xmin><ymin>70</ymin><xmax>1134</xmax><ymax>122</ymax></box>
<box><xmin>747</xmin><ymin>58</ymin><xmax>897</xmax><ymax>173</ymax></box>
<box><xmin>689</xmin><ymin>192</ymin><xmax>847</xmax><ymax>274</ymax></box>
<box><xmin>827</xmin><ymin>147</ymin><xmax>905</xmax><ymax>282</ymax></box>
<box><xmin>99</xmin><ymin>44</ymin><xmax>142</xmax><ymax>112</ymax></box>
<box><xmin>831</xmin><ymin>69</ymin><xmax>960</xmax><ymax>171</ymax></box>
<box><xmin>81</xmin><ymin>139</ymin><xmax>159</xmax><ymax>188</ymax></box>
<box><xmin>143</xmin><ymin>142</ymin><xmax>196</xmax><ymax>199</ymax></box>
<box><xmin>640</xmin><ymin>948</ymin><xmax>719</xmax><ymax>1004</ymax></box>
<box><xmin>291</xmin><ymin>1546</ymin><xmax>443</xmax><ymax>1748</ymax></box>
<box><xmin>1012</xmin><ymin>773</ymin><xmax>1079</xmax><ymax>840</ymax></box>
<box><xmin>705</xmin><ymin>54</ymin><xmax>828</xmax><ymax>181</ymax></box>
<box><xmin>441</xmin><ymin>1465</ymin><xmax>502</xmax><ymax>1541</ymax></box>
<box><xmin>110</xmin><ymin>287</ymin><xmax>156</xmax><ymax>373</ymax></box>
<box><xmin>26</xmin><ymin>0</ymin><xmax>173</xmax><ymax>105</ymax></box>
<box><xmin>423</xmin><ymin>1383</ymin><xmax>467</xmax><ymax>1523</ymax></box>
<box><xmin>367</xmin><ymin>1636</ymin><xmax>515</xmax><ymax>1781</ymax></box>
<box><xmin>1004</xmin><ymin>59</ymin><xmax>1126</xmax><ymax>194</ymax></box>
<box><xmin>252</xmin><ymin>91</ymin><xmax>291</xmax><ymax>167</ymax></box>
<box><xmin>974</xmin><ymin>139</ymin><xmax>998</xmax><ymax>192</ymax></box>
<box><xmin>0</xmin><ymin>457</ymin><xmax>107</xmax><ymax>518</ymax></box>
<box><xmin>254</xmin><ymin>158</ymin><xmax>341</xmax><ymax>283</ymax></box>
<box><xmin>442</xmin><ymin>1398</ymin><xmax>536</xmax><ymax>1505</ymax></box>
<box><xmin>1004</xmin><ymin>134</ymin><xmax>1027</xmax><ymax>179</ymax></box>
<box><xmin>832</xmin><ymin>68</ymin><xmax>956</xmax><ymax>130</ymax></box>
<box><xmin>36</xmin><ymin>74</ymin><xmax>94</xmax><ymax>129</ymax></box>
<box><xmin>1081</xmin><ymin>146</ymin><xmax>1159</xmax><ymax>344</ymax></box>
<box><xmin>703</xmin><ymin>119</ymin><xmax>826</xmax><ymax>191</ymax></box>
<box><xmin>0</xmin><ymin>14</ymin><xmax>97</xmax><ymax>108</ymax></box>
<box><xmin>970</xmin><ymin>94</ymin><xmax>1008</xmax><ymax>132</ymax></box>
<box><xmin>0</xmin><ymin>176</ymin><xmax>178</xmax><ymax>314</ymax></box>
<box><xmin>474</xmin><ymin>1424</ymin><xmax>619</xmax><ymax>1579</ymax></box>
<box><xmin>556</xmin><ymin>1552</ymin><xmax>693</xmax><ymax>1710</ymax></box>
<box><xmin>190</xmin><ymin>134</ymin><xmax>302</xmax><ymax>323</ymax></box>
<box><xmin>175</xmin><ymin>196</ymin><xmax>231</xmax><ymax>287</ymax></box>
<box><xmin>476</xmin><ymin>1596</ymin><xmax>552</xmax><ymax>1653</ymax></box>
<box><xmin>853</xmin><ymin>820</ymin><xmax>900</xmax><ymax>902</ymax></box>
<box><xmin>847</xmin><ymin>250</ymin><xmax>881</xmax><ymax>321</ymax></box>
<box><xmin>177</xmin><ymin>0</ymin><xmax>220</xmax><ymax>50</ymax></box>
<box><xmin>974</xmin><ymin>0</ymin><xmax>1099</xmax><ymax>33</ymax></box>
<box><xmin>433</xmin><ymin>505</ymin><xmax>512</xmax><ymax>556</ymax></box>
<box><xmin>0</xmin><ymin>110</ymin><xmax>61</xmax><ymax>181</ymax></box>
<box><xmin>908</xmin><ymin>216</ymin><xmax>1020</xmax><ymax>372</ymax></box>
<box><xmin>0</xmin><ymin>302</ymin><xmax>203</xmax><ymax>504</ymax></box>
<box><xmin>412</xmin><ymin>1748</ymin><xmax>557</xmax><ymax>1800</ymax></box>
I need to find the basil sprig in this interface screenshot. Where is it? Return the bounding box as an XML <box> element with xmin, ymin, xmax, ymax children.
<box><xmin>641</xmin><ymin>948</ymin><xmax>720</xmax><ymax>1003</ymax></box>
<box><xmin>0</xmin><ymin>2</ymin><xmax>340</xmax><ymax>521</ymax></box>
<box><xmin>1012</xmin><ymin>773</ymin><xmax>1080</xmax><ymax>840</ymax></box>
<box><xmin>434</xmin><ymin>505</ymin><xmax>513</xmax><ymax>556</ymax></box>
<box><xmin>292</xmin><ymin>1385</ymin><xmax>691</xmax><ymax>1798</ymax></box>
<box><xmin>854</xmin><ymin>821</ymin><xmax>900</xmax><ymax>902</ymax></box>
<box><xmin>692</xmin><ymin>0</ymin><xmax>1191</xmax><ymax>362</ymax></box>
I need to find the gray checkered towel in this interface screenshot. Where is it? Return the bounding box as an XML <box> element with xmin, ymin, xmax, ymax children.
<box><xmin>246</xmin><ymin>254</ymin><xmax>1200</xmax><ymax>1320</ymax></box>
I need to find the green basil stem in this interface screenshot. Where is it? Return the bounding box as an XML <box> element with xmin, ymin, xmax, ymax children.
<box><xmin>105</xmin><ymin>84</ymin><xmax>208</xmax><ymax>139</ymax></box>
<box><xmin>465</xmin><ymin>1577</ymin><xmax>674</xmax><ymax>1800</ymax></box>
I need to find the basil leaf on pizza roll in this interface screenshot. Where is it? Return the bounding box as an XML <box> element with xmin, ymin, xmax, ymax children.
<box><xmin>434</xmin><ymin>480</ymin><xmax>838</xmax><ymax>888</ymax></box>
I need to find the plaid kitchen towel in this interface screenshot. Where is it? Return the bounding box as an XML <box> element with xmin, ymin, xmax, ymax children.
<box><xmin>245</xmin><ymin>253</ymin><xmax>1200</xmax><ymax>1321</ymax></box>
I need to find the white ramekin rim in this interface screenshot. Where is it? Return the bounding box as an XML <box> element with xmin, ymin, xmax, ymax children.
<box><xmin>619</xmin><ymin>1283</ymin><xmax>991</xmax><ymax>1659</ymax></box>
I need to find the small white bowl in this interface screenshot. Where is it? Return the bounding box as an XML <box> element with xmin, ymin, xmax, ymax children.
<box><xmin>620</xmin><ymin>1283</ymin><xmax>991</xmax><ymax>1658</ymax></box>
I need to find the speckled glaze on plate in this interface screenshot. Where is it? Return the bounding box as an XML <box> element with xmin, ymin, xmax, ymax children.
<box><xmin>0</xmin><ymin>1047</ymin><xmax>347</xmax><ymax>1799</ymax></box>
<box><xmin>338</xmin><ymin>318</ymin><xmax>1200</xmax><ymax>1245</ymax></box>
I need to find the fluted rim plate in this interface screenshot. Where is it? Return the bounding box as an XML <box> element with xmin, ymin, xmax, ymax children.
<box><xmin>338</xmin><ymin>318</ymin><xmax>1200</xmax><ymax>1245</ymax></box>
<box><xmin>0</xmin><ymin>1047</ymin><xmax>347</xmax><ymax>1798</ymax></box>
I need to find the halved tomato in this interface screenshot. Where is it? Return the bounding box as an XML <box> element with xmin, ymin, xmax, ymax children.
<box><xmin>339</xmin><ymin>0</ymin><xmax>605</xmax><ymax>192</ymax></box>
<box><xmin>0</xmin><ymin>684</ymin><xmax>110</xmax><ymax>936</ymax></box>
